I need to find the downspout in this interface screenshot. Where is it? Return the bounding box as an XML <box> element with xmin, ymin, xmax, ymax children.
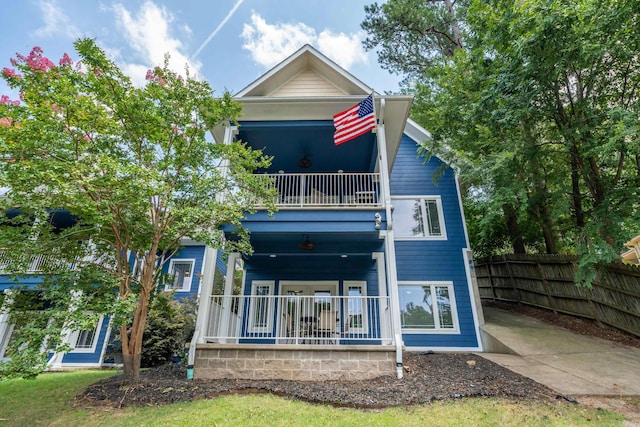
<box><xmin>187</xmin><ymin>124</ymin><xmax>238</xmax><ymax>379</ymax></box>
<box><xmin>375</xmin><ymin>98</ymin><xmax>404</xmax><ymax>379</ymax></box>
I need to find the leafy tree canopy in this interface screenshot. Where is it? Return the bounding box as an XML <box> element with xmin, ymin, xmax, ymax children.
<box><xmin>362</xmin><ymin>0</ymin><xmax>640</xmax><ymax>284</ymax></box>
<box><xmin>0</xmin><ymin>39</ymin><xmax>276</xmax><ymax>379</ymax></box>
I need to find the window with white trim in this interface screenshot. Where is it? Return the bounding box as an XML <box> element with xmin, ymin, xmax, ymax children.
<box><xmin>249</xmin><ymin>281</ymin><xmax>274</xmax><ymax>333</ymax></box>
<box><xmin>344</xmin><ymin>281</ymin><xmax>367</xmax><ymax>333</ymax></box>
<box><xmin>70</xmin><ymin>316</ymin><xmax>104</xmax><ymax>353</ymax></box>
<box><xmin>392</xmin><ymin>196</ymin><xmax>446</xmax><ymax>239</ymax></box>
<box><xmin>398</xmin><ymin>282</ymin><xmax>458</xmax><ymax>331</ymax></box>
<box><xmin>165</xmin><ymin>259</ymin><xmax>195</xmax><ymax>292</ymax></box>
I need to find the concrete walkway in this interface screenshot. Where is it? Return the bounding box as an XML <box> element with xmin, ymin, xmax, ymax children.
<box><xmin>479</xmin><ymin>306</ymin><xmax>640</xmax><ymax>396</ymax></box>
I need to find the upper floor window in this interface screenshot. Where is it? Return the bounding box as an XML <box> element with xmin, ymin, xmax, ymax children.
<box><xmin>392</xmin><ymin>196</ymin><xmax>446</xmax><ymax>240</ymax></box>
<box><xmin>165</xmin><ymin>259</ymin><xmax>196</xmax><ymax>292</ymax></box>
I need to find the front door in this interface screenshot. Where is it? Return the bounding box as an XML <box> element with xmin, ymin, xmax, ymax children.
<box><xmin>279</xmin><ymin>281</ymin><xmax>338</xmax><ymax>343</ymax></box>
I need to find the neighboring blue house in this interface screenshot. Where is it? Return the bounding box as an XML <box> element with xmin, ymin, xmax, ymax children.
<box><xmin>0</xmin><ymin>45</ymin><xmax>483</xmax><ymax>377</ymax></box>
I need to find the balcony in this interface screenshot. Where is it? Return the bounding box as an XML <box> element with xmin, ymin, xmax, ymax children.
<box><xmin>205</xmin><ymin>294</ymin><xmax>392</xmax><ymax>345</ymax></box>
<box><xmin>259</xmin><ymin>172</ymin><xmax>382</xmax><ymax>208</ymax></box>
<box><xmin>0</xmin><ymin>252</ymin><xmax>66</xmax><ymax>273</ymax></box>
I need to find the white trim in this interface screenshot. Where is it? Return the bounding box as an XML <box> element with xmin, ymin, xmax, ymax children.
<box><xmin>98</xmin><ymin>318</ymin><xmax>113</xmax><ymax>366</ymax></box>
<box><xmin>343</xmin><ymin>280</ymin><xmax>368</xmax><ymax>334</ymax></box>
<box><xmin>464</xmin><ymin>248</ymin><xmax>485</xmax><ymax>341</ymax></box>
<box><xmin>248</xmin><ymin>280</ymin><xmax>275</xmax><ymax>333</ymax></box>
<box><xmin>455</xmin><ymin>174</ymin><xmax>471</xmax><ymax>249</ymax></box>
<box><xmin>235</xmin><ymin>45</ymin><xmax>372</xmax><ymax>98</ymax></box>
<box><xmin>68</xmin><ymin>315</ymin><xmax>104</xmax><ymax>354</ymax></box>
<box><xmin>372</xmin><ymin>252</ymin><xmax>392</xmax><ymax>343</ymax></box>
<box><xmin>392</xmin><ymin>196</ymin><xmax>447</xmax><ymax>240</ymax></box>
<box><xmin>165</xmin><ymin>258</ymin><xmax>196</xmax><ymax>292</ymax></box>
<box><xmin>398</xmin><ymin>281</ymin><xmax>460</xmax><ymax>332</ymax></box>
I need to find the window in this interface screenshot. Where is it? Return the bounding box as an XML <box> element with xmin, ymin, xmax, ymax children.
<box><xmin>398</xmin><ymin>282</ymin><xmax>458</xmax><ymax>331</ymax></box>
<box><xmin>344</xmin><ymin>281</ymin><xmax>367</xmax><ymax>333</ymax></box>
<box><xmin>249</xmin><ymin>281</ymin><xmax>274</xmax><ymax>333</ymax></box>
<box><xmin>0</xmin><ymin>321</ymin><xmax>16</xmax><ymax>360</ymax></box>
<box><xmin>392</xmin><ymin>197</ymin><xmax>446</xmax><ymax>239</ymax></box>
<box><xmin>165</xmin><ymin>259</ymin><xmax>196</xmax><ymax>292</ymax></box>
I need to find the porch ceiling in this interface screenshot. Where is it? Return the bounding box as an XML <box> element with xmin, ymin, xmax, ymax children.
<box><xmin>237</xmin><ymin>121</ymin><xmax>376</xmax><ymax>173</ymax></box>
<box><xmin>243</xmin><ymin>231</ymin><xmax>382</xmax><ymax>269</ymax></box>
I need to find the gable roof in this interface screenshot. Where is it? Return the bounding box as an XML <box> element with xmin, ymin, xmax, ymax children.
<box><xmin>214</xmin><ymin>45</ymin><xmax>412</xmax><ymax>170</ymax></box>
<box><xmin>235</xmin><ymin>45</ymin><xmax>372</xmax><ymax>97</ymax></box>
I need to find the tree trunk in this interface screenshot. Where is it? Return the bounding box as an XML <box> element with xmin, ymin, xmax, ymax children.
<box><xmin>570</xmin><ymin>147</ymin><xmax>585</xmax><ymax>228</ymax></box>
<box><xmin>443</xmin><ymin>0</ymin><xmax>464</xmax><ymax>50</ymax></box>
<box><xmin>503</xmin><ymin>204</ymin><xmax>526</xmax><ymax>254</ymax></box>
<box><xmin>122</xmin><ymin>352</ymin><xmax>141</xmax><ymax>382</ymax></box>
<box><xmin>120</xmin><ymin>285</ymin><xmax>152</xmax><ymax>383</ymax></box>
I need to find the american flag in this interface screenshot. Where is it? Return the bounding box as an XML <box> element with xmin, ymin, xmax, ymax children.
<box><xmin>333</xmin><ymin>94</ymin><xmax>376</xmax><ymax>145</ymax></box>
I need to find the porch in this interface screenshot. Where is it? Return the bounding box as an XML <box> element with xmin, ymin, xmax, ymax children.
<box><xmin>204</xmin><ymin>294</ymin><xmax>393</xmax><ymax>345</ymax></box>
<box><xmin>259</xmin><ymin>172</ymin><xmax>382</xmax><ymax>208</ymax></box>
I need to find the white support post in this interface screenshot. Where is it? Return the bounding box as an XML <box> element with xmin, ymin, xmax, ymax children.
<box><xmin>375</xmin><ymin>103</ymin><xmax>404</xmax><ymax>378</ymax></box>
<box><xmin>373</xmin><ymin>252</ymin><xmax>392</xmax><ymax>344</ymax></box>
<box><xmin>218</xmin><ymin>252</ymin><xmax>241</xmax><ymax>343</ymax></box>
<box><xmin>187</xmin><ymin>124</ymin><xmax>238</xmax><ymax>377</ymax></box>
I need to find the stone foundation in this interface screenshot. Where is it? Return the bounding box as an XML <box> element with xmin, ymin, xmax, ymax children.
<box><xmin>194</xmin><ymin>344</ymin><xmax>397</xmax><ymax>380</ymax></box>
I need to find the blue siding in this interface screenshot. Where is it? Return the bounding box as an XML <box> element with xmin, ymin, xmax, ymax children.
<box><xmin>163</xmin><ymin>245</ymin><xmax>205</xmax><ymax>299</ymax></box>
<box><xmin>61</xmin><ymin>316</ymin><xmax>111</xmax><ymax>364</ymax></box>
<box><xmin>390</xmin><ymin>135</ymin><xmax>478</xmax><ymax>348</ymax></box>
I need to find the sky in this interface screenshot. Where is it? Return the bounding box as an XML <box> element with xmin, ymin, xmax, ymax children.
<box><xmin>0</xmin><ymin>0</ymin><xmax>400</xmax><ymax>97</ymax></box>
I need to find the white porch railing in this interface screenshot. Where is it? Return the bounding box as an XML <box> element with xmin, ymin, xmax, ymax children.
<box><xmin>204</xmin><ymin>294</ymin><xmax>393</xmax><ymax>344</ymax></box>
<box><xmin>258</xmin><ymin>172</ymin><xmax>382</xmax><ymax>208</ymax></box>
<box><xmin>0</xmin><ymin>251</ymin><xmax>66</xmax><ymax>273</ymax></box>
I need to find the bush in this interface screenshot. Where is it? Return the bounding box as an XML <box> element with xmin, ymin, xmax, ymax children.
<box><xmin>104</xmin><ymin>291</ymin><xmax>196</xmax><ymax>368</ymax></box>
<box><xmin>141</xmin><ymin>292</ymin><xmax>196</xmax><ymax>368</ymax></box>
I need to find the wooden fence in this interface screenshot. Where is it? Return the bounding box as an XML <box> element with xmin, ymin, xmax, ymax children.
<box><xmin>475</xmin><ymin>254</ymin><xmax>640</xmax><ymax>338</ymax></box>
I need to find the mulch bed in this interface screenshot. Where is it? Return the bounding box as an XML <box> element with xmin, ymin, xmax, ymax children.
<box><xmin>78</xmin><ymin>352</ymin><xmax>556</xmax><ymax>409</ymax></box>
<box><xmin>77</xmin><ymin>301</ymin><xmax>640</xmax><ymax>409</ymax></box>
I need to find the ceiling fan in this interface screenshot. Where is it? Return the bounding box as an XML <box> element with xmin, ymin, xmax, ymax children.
<box><xmin>299</xmin><ymin>234</ymin><xmax>316</xmax><ymax>250</ymax></box>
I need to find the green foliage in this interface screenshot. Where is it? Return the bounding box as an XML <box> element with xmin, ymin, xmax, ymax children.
<box><xmin>0</xmin><ymin>38</ymin><xmax>277</xmax><ymax>378</ymax></box>
<box><xmin>362</xmin><ymin>0</ymin><xmax>467</xmax><ymax>86</ymax></box>
<box><xmin>141</xmin><ymin>292</ymin><xmax>196</xmax><ymax>368</ymax></box>
<box><xmin>364</xmin><ymin>0</ymin><xmax>640</xmax><ymax>284</ymax></box>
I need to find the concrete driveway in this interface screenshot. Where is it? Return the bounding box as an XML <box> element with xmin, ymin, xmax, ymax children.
<box><xmin>479</xmin><ymin>306</ymin><xmax>640</xmax><ymax>396</ymax></box>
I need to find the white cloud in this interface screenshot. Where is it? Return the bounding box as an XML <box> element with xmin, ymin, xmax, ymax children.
<box><xmin>241</xmin><ymin>13</ymin><xmax>367</xmax><ymax>71</ymax></box>
<box><xmin>241</xmin><ymin>13</ymin><xmax>315</xmax><ymax>68</ymax></box>
<box><xmin>111</xmin><ymin>1</ymin><xmax>202</xmax><ymax>82</ymax></box>
<box><xmin>317</xmin><ymin>30</ymin><xmax>368</xmax><ymax>70</ymax></box>
<box><xmin>35</xmin><ymin>0</ymin><xmax>80</xmax><ymax>39</ymax></box>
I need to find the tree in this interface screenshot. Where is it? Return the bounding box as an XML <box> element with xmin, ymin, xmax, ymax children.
<box><xmin>362</xmin><ymin>0</ymin><xmax>535</xmax><ymax>254</ymax></box>
<box><xmin>398</xmin><ymin>0</ymin><xmax>640</xmax><ymax>280</ymax></box>
<box><xmin>362</xmin><ymin>0</ymin><xmax>467</xmax><ymax>86</ymax></box>
<box><xmin>0</xmin><ymin>39</ymin><xmax>276</xmax><ymax>380</ymax></box>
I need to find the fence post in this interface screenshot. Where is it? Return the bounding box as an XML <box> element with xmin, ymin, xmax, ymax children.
<box><xmin>536</xmin><ymin>260</ymin><xmax>557</xmax><ymax>314</ymax></box>
<box><xmin>487</xmin><ymin>257</ymin><xmax>497</xmax><ymax>301</ymax></box>
<box><xmin>504</xmin><ymin>255</ymin><xmax>522</xmax><ymax>303</ymax></box>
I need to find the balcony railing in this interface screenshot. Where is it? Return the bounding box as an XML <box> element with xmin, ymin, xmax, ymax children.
<box><xmin>205</xmin><ymin>294</ymin><xmax>393</xmax><ymax>345</ymax></box>
<box><xmin>0</xmin><ymin>252</ymin><xmax>66</xmax><ymax>273</ymax></box>
<box><xmin>258</xmin><ymin>172</ymin><xmax>382</xmax><ymax>208</ymax></box>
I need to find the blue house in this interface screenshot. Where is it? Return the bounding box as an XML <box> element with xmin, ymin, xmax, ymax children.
<box><xmin>188</xmin><ymin>45</ymin><xmax>483</xmax><ymax>381</ymax></box>
<box><xmin>0</xmin><ymin>210</ymin><xmax>113</xmax><ymax>369</ymax></box>
<box><xmin>0</xmin><ymin>45</ymin><xmax>483</xmax><ymax>377</ymax></box>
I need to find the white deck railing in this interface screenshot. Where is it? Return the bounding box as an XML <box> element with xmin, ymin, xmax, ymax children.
<box><xmin>0</xmin><ymin>252</ymin><xmax>66</xmax><ymax>273</ymax></box>
<box><xmin>258</xmin><ymin>172</ymin><xmax>382</xmax><ymax>208</ymax></box>
<box><xmin>205</xmin><ymin>294</ymin><xmax>392</xmax><ymax>344</ymax></box>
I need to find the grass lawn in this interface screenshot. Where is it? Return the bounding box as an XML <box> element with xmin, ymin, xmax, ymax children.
<box><xmin>0</xmin><ymin>370</ymin><xmax>627</xmax><ymax>427</ymax></box>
